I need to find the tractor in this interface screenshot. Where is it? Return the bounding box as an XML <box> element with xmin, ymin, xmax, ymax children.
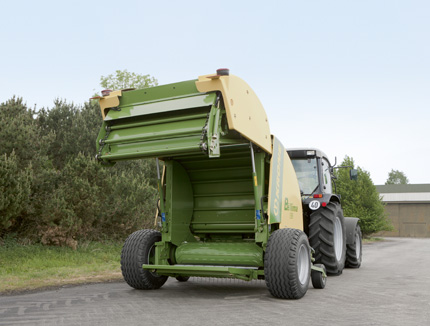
<box><xmin>287</xmin><ymin>149</ymin><xmax>362</xmax><ymax>274</ymax></box>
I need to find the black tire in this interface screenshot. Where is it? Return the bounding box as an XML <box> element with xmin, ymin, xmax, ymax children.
<box><xmin>121</xmin><ymin>229</ymin><xmax>168</xmax><ymax>290</ymax></box>
<box><xmin>176</xmin><ymin>276</ymin><xmax>190</xmax><ymax>282</ymax></box>
<box><xmin>346</xmin><ymin>224</ymin><xmax>362</xmax><ymax>268</ymax></box>
<box><xmin>309</xmin><ymin>202</ymin><xmax>346</xmax><ymax>275</ymax></box>
<box><xmin>311</xmin><ymin>264</ymin><xmax>327</xmax><ymax>289</ymax></box>
<box><xmin>264</xmin><ymin>228</ymin><xmax>311</xmax><ymax>299</ymax></box>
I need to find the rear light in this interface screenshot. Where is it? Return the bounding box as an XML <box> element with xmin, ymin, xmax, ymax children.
<box><xmin>313</xmin><ymin>194</ymin><xmax>323</xmax><ymax>198</ymax></box>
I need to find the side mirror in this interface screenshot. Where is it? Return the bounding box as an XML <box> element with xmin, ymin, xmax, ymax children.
<box><xmin>350</xmin><ymin>169</ymin><xmax>358</xmax><ymax>181</ymax></box>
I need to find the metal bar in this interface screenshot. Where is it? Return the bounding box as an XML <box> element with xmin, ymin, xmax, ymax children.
<box><xmin>250</xmin><ymin>143</ymin><xmax>262</xmax><ymax>227</ymax></box>
<box><xmin>191</xmin><ymin>178</ymin><xmax>251</xmax><ymax>184</ymax></box>
<box><xmin>193</xmin><ymin>192</ymin><xmax>254</xmax><ymax>198</ymax></box>
<box><xmin>156</xmin><ymin>158</ymin><xmax>167</xmax><ymax>228</ymax></box>
<box><xmin>311</xmin><ymin>264</ymin><xmax>327</xmax><ymax>278</ymax></box>
<box><xmin>105</xmin><ymin>127</ymin><xmax>202</xmax><ymax>145</ymax></box>
<box><xmin>100</xmin><ymin>145</ymin><xmax>201</xmax><ymax>161</ymax></box>
<box><xmin>250</xmin><ymin>143</ymin><xmax>256</xmax><ymax>174</ymax></box>
<box><xmin>141</xmin><ymin>264</ymin><xmax>261</xmax><ymax>281</ymax></box>
<box><xmin>191</xmin><ymin>223</ymin><xmax>255</xmax><ymax>230</ymax></box>
<box><xmin>110</xmin><ymin>113</ymin><xmax>208</xmax><ymax>131</ymax></box>
<box><xmin>192</xmin><ymin>207</ymin><xmax>254</xmax><ymax>211</ymax></box>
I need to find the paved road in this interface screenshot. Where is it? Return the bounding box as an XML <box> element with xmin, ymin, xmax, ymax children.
<box><xmin>1</xmin><ymin>238</ymin><xmax>430</xmax><ymax>326</ymax></box>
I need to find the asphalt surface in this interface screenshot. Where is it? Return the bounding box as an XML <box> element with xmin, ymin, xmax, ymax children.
<box><xmin>1</xmin><ymin>237</ymin><xmax>430</xmax><ymax>326</ymax></box>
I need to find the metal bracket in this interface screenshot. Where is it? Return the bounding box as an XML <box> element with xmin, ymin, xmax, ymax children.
<box><xmin>207</xmin><ymin>93</ymin><xmax>222</xmax><ymax>158</ymax></box>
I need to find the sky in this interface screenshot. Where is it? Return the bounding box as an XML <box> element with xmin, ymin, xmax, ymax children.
<box><xmin>1</xmin><ymin>0</ymin><xmax>429</xmax><ymax>185</ymax></box>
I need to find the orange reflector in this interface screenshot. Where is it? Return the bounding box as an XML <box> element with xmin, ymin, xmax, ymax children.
<box><xmin>313</xmin><ymin>194</ymin><xmax>323</xmax><ymax>198</ymax></box>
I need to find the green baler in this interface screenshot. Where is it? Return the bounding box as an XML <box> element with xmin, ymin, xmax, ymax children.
<box><xmin>94</xmin><ymin>69</ymin><xmax>326</xmax><ymax>299</ymax></box>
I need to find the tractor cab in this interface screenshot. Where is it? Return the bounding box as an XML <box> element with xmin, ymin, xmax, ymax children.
<box><xmin>287</xmin><ymin>148</ymin><xmax>335</xmax><ymax>203</ymax></box>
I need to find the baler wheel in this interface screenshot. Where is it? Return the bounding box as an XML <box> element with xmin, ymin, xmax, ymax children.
<box><xmin>264</xmin><ymin>228</ymin><xmax>311</xmax><ymax>299</ymax></box>
<box><xmin>176</xmin><ymin>276</ymin><xmax>190</xmax><ymax>282</ymax></box>
<box><xmin>309</xmin><ymin>202</ymin><xmax>346</xmax><ymax>275</ymax></box>
<box><xmin>121</xmin><ymin>229</ymin><xmax>168</xmax><ymax>290</ymax></box>
<box><xmin>311</xmin><ymin>264</ymin><xmax>327</xmax><ymax>289</ymax></box>
<box><xmin>346</xmin><ymin>224</ymin><xmax>362</xmax><ymax>268</ymax></box>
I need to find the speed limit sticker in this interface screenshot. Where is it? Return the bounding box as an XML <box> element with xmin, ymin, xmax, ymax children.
<box><xmin>309</xmin><ymin>200</ymin><xmax>321</xmax><ymax>210</ymax></box>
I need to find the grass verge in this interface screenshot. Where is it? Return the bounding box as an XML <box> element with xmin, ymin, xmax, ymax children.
<box><xmin>0</xmin><ymin>239</ymin><xmax>123</xmax><ymax>294</ymax></box>
<box><xmin>1</xmin><ymin>236</ymin><xmax>385</xmax><ymax>294</ymax></box>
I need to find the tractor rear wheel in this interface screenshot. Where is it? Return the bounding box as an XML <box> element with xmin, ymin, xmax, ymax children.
<box><xmin>121</xmin><ymin>229</ymin><xmax>168</xmax><ymax>290</ymax></box>
<box><xmin>264</xmin><ymin>228</ymin><xmax>311</xmax><ymax>299</ymax></box>
<box><xmin>309</xmin><ymin>202</ymin><xmax>346</xmax><ymax>275</ymax></box>
<box><xmin>346</xmin><ymin>224</ymin><xmax>362</xmax><ymax>268</ymax></box>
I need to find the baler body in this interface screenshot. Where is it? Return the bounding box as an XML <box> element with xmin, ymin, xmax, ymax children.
<box><xmin>95</xmin><ymin>72</ymin><xmax>303</xmax><ymax>281</ymax></box>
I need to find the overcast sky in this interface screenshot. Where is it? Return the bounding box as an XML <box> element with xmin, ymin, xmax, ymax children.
<box><xmin>1</xmin><ymin>0</ymin><xmax>429</xmax><ymax>185</ymax></box>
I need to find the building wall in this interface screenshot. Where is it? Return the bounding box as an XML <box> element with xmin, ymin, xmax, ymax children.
<box><xmin>378</xmin><ymin>203</ymin><xmax>430</xmax><ymax>237</ymax></box>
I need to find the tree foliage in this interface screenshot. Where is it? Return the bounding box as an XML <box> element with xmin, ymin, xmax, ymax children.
<box><xmin>0</xmin><ymin>152</ymin><xmax>31</xmax><ymax>230</ymax></box>
<box><xmin>100</xmin><ymin>69</ymin><xmax>158</xmax><ymax>91</ymax></box>
<box><xmin>37</xmin><ymin>100</ymin><xmax>101</xmax><ymax>169</ymax></box>
<box><xmin>0</xmin><ymin>95</ymin><xmax>157</xmax><ymax>246</ymax></box>
<box><xmin>385</xmin><ymin>169</ymin><xmax>409</xmax><ymax>185</ymax></box>
<box><xmin>334</xmin><ymin>156</ymin><xmax>392</xmax><ymax>236</ymax></box>
<box><xmin>0</xmin><ymin>97</ymin><xmax>53</xmax><ymax>169</ymax></box>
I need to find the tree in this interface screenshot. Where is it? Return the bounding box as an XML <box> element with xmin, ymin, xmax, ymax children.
<box><xmin>334</xmin><ymin>156</ymin><xmax>392</xmax><ymax>236</ymax></box>
<box><xmin>385</xmin><ymin>169</ymin><xmax>409</xmax><ymax>185</ymax></box>
<box><xmin>0</xmin><ymin>97</ymin><xmax>53</xmax><ymax>169</ymax></box>
<box><xmin>0</xmin><ymin>70</ymin><xmax>160</xmax><ymax>246</ymax></box>
<box><xmin>0</xmin><ymin>152</ymin><xmax>32</xmax><ymax>232</ymax></box>
<box><xmin>99</xmin><ymin>69</ymin><xmax>158</xmax><ymax>91</ymax></box>
<box><xmin>37</xmin><ymin>100</ymin><xmax>101</xmax><ymax>169</ymax></box>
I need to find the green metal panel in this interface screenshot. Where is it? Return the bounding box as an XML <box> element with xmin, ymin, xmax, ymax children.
<box><xmin>175</xmin><ymin>150</ymin><xmax>257</xmax><ymax>236</ymax></box>
<box><xmin>120</xmin><ymin>80</ymin><xmax>200</xmax><ymax>106</ymax></box>
<box><xmin>175</xmin><ymin>242</ymin><xmax>263</xmax><ymax>266</ymax></box>
<box><xmin>100</xmin><ymin>136</ymin><xmax>202</xmax><ymax>161</ymax></box>
<box><xmin>269</xmin><ymin>136</ymin><xmax>285</xmax><ymax>224</ymax></box>
<box><xmin>105</xmin><ymin>118</ymin><xmax>205</xmax><ymax>145</ymax></box>
<box><xmin>163</xmin><ymin>160</ymin><xmax>196</xmax><ymax>246</ymax></box>
<box><xmin>105</xmin><ymin>93</ymin><xmax>215</xmax><ymax>121</ymax></box>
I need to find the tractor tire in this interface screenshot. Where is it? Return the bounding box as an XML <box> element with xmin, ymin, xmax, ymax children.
<box><xmin>121</xmin><ymin>229</ymin><xmax>168</xmax><ymax>290</ymax></box>
<box><xmin>346</xmin><ymin>224</ymin><xmax>362</xmax><ymax>268</ymax></box>
<box><xmin>264</xmin><ymin>228</ymin><xmax>311</xmax><ymax>299</ymax></box>
<box><xmin>176</xmin><ymin>276</ymin><xmax>190</xmax><ymax>282</ymax></box>
<box><xmin>311</xmin><ymin>264</ymin><xmax>327</xmax><ymax>289</ymax></box>
<box><xmin>309</xmin><ymin>202</ymin><xmax>346</xmax><ymax>275</ymax></box>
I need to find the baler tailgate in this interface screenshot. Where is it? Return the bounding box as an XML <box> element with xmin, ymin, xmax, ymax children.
<box><xmin>97</xmin><ymin>92</ymin><xmax>217</xmax><ymax>163</ymax></box>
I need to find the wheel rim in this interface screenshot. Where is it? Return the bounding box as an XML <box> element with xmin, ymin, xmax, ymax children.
<box><xmin>334</xmin><ymin>216</ymin><xmax>343</xmax><ymax>262</ymax></box>
<box><xmin>297</xmin><ymin>244</ymin><xmax>310</xmax><ymax>285</ymax></box>
<box><xmin>147</xmin><ymin>244</ymin><xmax>158</xmax><ymax>276</ymax></box>
<box><xmin>355</xmin><ymin>233</ymin><xmax>361</xmax><ymax>259</ymax></box>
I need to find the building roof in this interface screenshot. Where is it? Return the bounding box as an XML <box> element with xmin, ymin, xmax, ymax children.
<box><xmin>376</xmin><ymin>184</ymin><xmax>430</xmax><ymax>203</ymax></box>
<box><xmin>376</xmin><ymin>184</ymin><xmax>430</xmax><ymax>193</ymax></box>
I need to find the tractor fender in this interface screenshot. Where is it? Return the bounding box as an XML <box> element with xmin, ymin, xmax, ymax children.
<box><xmin>344</xmin><ymin>217</ymin><xmax>360</xmax><ymax>245</ymax></box>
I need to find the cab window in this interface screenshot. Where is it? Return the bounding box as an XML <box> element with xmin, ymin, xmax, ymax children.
<box><xmin>322</xmin><ymin>158</ymin><xmax>332</xmax><ymax>194</ymax></box>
